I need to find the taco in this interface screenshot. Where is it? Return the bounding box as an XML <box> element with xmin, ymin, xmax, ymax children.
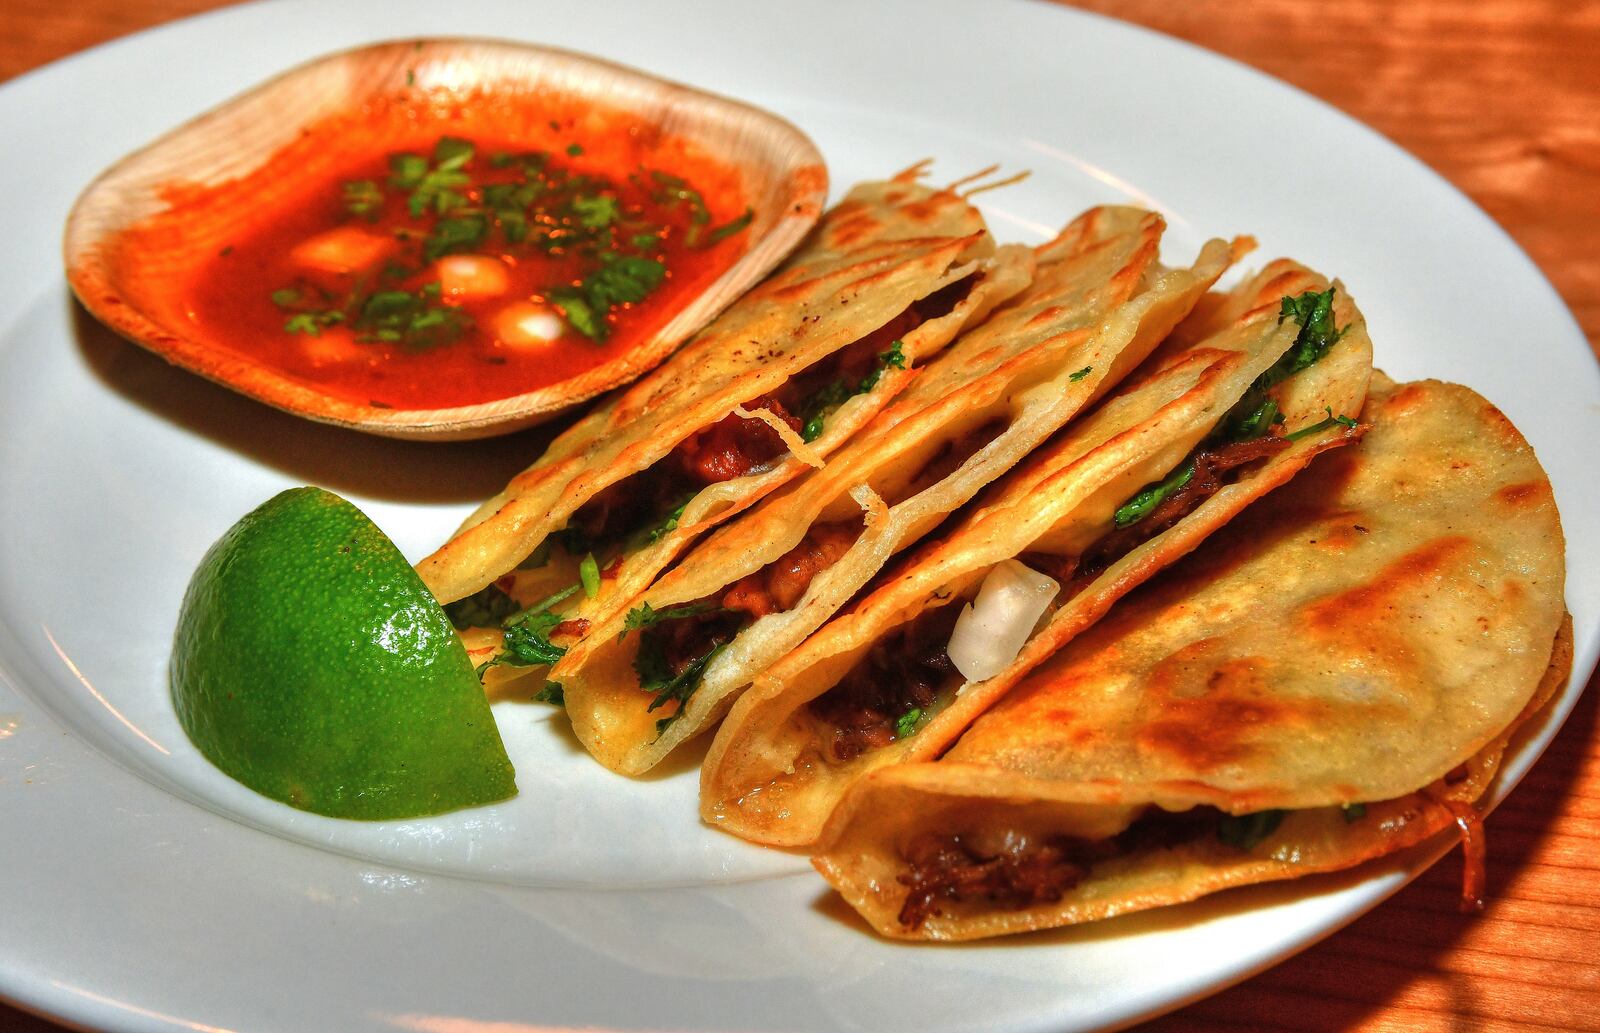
<box><xmin>553</xmin><ymin>207</ymin><xmax>1245</xmax><ymax>773</ymax></box>
<box><xmin>700</xmin><ymin>260</ymin><xmax>1374</xmax><ymax>843</ymax></box>
<box><xmin>419</xmin><ymin>166</ymin><xmax>1034</xmax><ymax>640</ymax></box>
<box><xmin>810</xmin><ymin>374</ymin><xmax>1568</xmax><ymax>939</ymax></box>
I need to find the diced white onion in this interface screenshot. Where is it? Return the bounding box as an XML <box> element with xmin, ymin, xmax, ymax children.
<box><xmin>494</xmin><ymin>302</ymin><xmax>565</xmax><ymax>351</ymax></box>
<box><xmin>289</xmin><ymin>226</ymin><xmax>393</xmax><ymax>275</ymax></box>
<box><xmin>435</xmin><ymin>254</ymin><xmax>511</xmax><ymax>300</ymax></box>
<box><xmin>947</xmin><ymin>559</ymin><xmax>1061</xmax><ymax>683</ymax></box>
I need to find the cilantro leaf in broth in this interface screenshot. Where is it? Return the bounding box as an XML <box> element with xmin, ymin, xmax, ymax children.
<box><xmin>423</xmin><ymin>214</ymin><xmax>489</xmax><ymax>262</ymax></box>
<box><xmin>342</xmin><ymin>179</ymin><xmax>384</xmax><ymax>220</ymax></box>
<box><xmin>388</xmin><ymin>153</ymin><xmax>429</xmax><ymax>190</ymax></box>
<box><xmin>550</xmin><ymin>255</ymin><xmax>667</xmax><ymax>341</ymax></box>
<box><xmin>548</xmin><ymin>289</ymin><xmax>604</xmax><ymax>341</ymax></box>
<box><xmin>589</xmin><ymin>255</ymin><xmax>667</xmax><ymax>307</ymax></box>
<box><xmin>432</xmin><ymin>136</ymin><xmax>475</xmax><ymax>171</ymax></box>
<box><xmin>573</xmin><ymin>195</ymin><xmax>621</xmax><ymax>229</ymax></box>
<box><xmin>704</xmin><ymin>207</ymin><xmax>754</xmax><ymax>246</ymax></box>
<box><xmin>353</xmin><ymin>281</ymin><xmax>471</xmax><ymax>351</ymax></box>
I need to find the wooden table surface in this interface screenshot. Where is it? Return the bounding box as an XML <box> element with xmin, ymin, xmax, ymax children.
<box><xmin>2</xmin><ymin>2</ymin><xmax>1596</xmax><ymax>1030</ymax></box>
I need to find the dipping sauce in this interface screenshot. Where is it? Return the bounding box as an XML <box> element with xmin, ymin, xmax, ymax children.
<box><xmin>109</xmin><ymin>92</ymin><xmax>753</xmax><ymax>411</ymax></box>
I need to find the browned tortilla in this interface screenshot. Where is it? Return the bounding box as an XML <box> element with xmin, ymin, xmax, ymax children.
<box><xmin>810</xmin><ymin>374</ymin><xmax>1568</xmax><ymax>939</ymax></box>
<box><xmin>554</xmin><ymin>208</ymin><xmax>1245</xmax><ymax>773</ymax></box>
<box><xmin>701</xmin><ymin>261</ymin><xmax>1373</xmax><ymax>845</ymax></box>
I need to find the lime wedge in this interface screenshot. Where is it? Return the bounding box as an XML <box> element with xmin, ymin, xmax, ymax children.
<box><xmin>172</xmin><ymin>487</ymin><xmax>517</xmax><ymax>819</ymax></box>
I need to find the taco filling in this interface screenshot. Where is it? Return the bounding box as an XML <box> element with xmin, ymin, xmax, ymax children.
<box><xmin>625</xmin><ymin>519</ymin><xmax>864</xmax><ymax>732</ymax></box>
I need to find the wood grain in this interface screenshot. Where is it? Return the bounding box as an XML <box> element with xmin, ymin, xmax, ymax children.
<box><xmin>1</xmin><ymin>2</ymin><xmax>1597</xmax><ymax>1032</ymax></box>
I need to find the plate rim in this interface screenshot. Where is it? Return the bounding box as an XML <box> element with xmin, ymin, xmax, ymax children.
<box><xmin>1</xmin><ymin>2</ymin><xmax>1595</xmax><ymax>1032</ymax></box>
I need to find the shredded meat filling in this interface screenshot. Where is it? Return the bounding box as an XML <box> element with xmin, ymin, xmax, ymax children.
<box><xmin>896</xmin><ymin>807</ymin><xmax>1228</xmax><ymax>929</ymax></box>
<box><xmin>896</xmin><ymin>833</ymin><xmax>1108</xmax><ymax>931</ymax></box>
<box><xmin>674</xmin><ymin>396</ymin><xmax>803</xmax><ymax>484</ymax></box>
<box><xmin>723</xmin><ymin>522</ymin><xmax>861</xmax><ymax>618</ymax></box>
<box><xmin>570</xmin><ymin>464</ymin><xmax>697</xmax><ymax>549</ymax></box>
<box><xmin>809</xmin><ymin>607</ymin><xmax>961</xmax><ymax>762</ymax></box>
<box><xmin>1080</xmin><ymin>435</ymin><xmax>1290</xmax><ymax>574</ymax></box>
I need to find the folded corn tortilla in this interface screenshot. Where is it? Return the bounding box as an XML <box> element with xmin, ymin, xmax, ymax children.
<box><xmin>701</xmin><ymin>260</ymin><xmax>1373</xmax><ymax>844</ymax></box>
<box><xmin>811</xmin><ymin>373</ymin><xmax>1568</xmax><ymax>939</ymax></box>
<box><xmin>554</xmin><ymin>208</ymin><xmax>1244</xmax><ymax>773</ymax></box>
<box><xmin>418</xmin><ymin>167</ymin><xmax>1033</xmax><ymax>621</ymax></box>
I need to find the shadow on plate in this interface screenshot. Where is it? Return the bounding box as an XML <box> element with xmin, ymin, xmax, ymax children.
<box><xmin>71</xmin><ymin>298</ymin><xmax>571</xmax><ymax>504</ymax></box>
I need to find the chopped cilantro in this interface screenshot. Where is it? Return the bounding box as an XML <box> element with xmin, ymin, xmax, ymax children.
<box><xmin>342</xmin><ymin>179</ymin><xmax>384</xmax><ymax>220</ymax></box>
<box><xmin>894</xmin><ymin>707</ymin><xmax>924</xmax><ymax>740</ymax></box>
<box><xmin>645</xmin><ymin>498</ymin><xmax>690</xmax><ymax>545</ymax></box>
<box><xmin>572</xmin><ymin>194</ymin><xmax>620</xmax><ymax>229</ymax></box>
<box><xmin>534</xmin><ymin>681</ymin><xmax>565</xmax><ymax>706</ymax></box>
<box><xmin>1227</xmin><ymin>397</ymin><xmax>1283</xmax><ymax>441</ymax></box>
<box><xmin>800</xmin><ymin>381</ymin><xmax>851</xmax><ymax>442</ymax></box>
<box><xmin>549</xmin><ymin>289</ymin><xmax>603</xmax><ymax>340</ymax></box>
<box><xmin>353</xmin><ymin>281</ymin><xmax>471</xmax><ymax>350</ymax></box>
<box><xmin>388</xmin><ymin>153</ymin><xmax>429</xmax><ymax>189</ymax></box>
<box><xmin>566</xmin><ymin>143</ymin><xmax>584</xmax><ymax>157</ymax></box>
<box><xmin>620</xmin><ymin>600</ymin><xmax>723</xmax><ymax>639</ymax></box>
<box><xmin>703</xmin><ymin>207</ymin><xmax>754</xmax><ymax>246</ymax></box>
<box><xmin>391</xmin><ymin>137</ymin><xmax>475</xmax><ymax>218</ymax></box>
<box><xmin>800</xmin><ymin>341</ymin><xmax>907</xmax><ymax>441</ymax></box>
<box><xmin>1285</xmin><ymin>407</ymin><xmax>1360</xmax><ymax>442</ymax></box>
<box><xmin>283</xmin><ymin>311</ymin><xmax>342</xmax><ymax>336</ymax></box>
<box><xmin>549</xmin><ymin>254</ymin><xmax>667</xmax><ymax>341</ymax></box>
<box><xmin>642</xmin><ymin>643</ymin><xmax>727</xmax><ymax>736</ymax></box>
<box><xmin>480</xmin><ymin>610</ymin><xmax>566</xmax><ymax>676</ymax></box>
<box><xmin>579</xmin><ymin>552</ymin><xmax>601</xmax><ymax>599</ymax></box>
<box><xmin>1217</xmin><ymin>809</ymin><xmax>1286</xmax><ymax>850</ymax></box>
<box><xmin>651</xmin><ymin>169</ymin><xmax>717</xmax><ymax>244</ymax></box>
<box><xmin>1215</xmin><ymin>288</ymin><xmax>1344</xmax><ymax>441</ymax></box>
<box><xmin>423</xmin><ymin>214</ymin><xmax>489</xmax><ymax>262</ymax></box>
<box><xmin>1278</xmin><ymin>288</ymin><xmax>1342</xmax><ymax>374</ymax></box>
<box><xmin>475</xmin><ymin>585</ymin><xmax>581</xmax><ymax>679</ymax></box>
<box><xmin>1069</xmin><ymin>365</ymin><xmax>1093</xmax><ymax>382</ymax></box>
<box><xmin>589</xmin><ymin>254</ymin><xmax>667</xmax><ymax>306</ymax></box>
<box><xmin>1113</xmin><ymin>460</ymin><xmax>1195</xmax><ymax>529</ymax></box>
<box><xmin>270</xmin><ymin>288</ymin><xmax>303</xmax><ymax>308</ymax></box>
<box><xmin>433</xmin><ymin>136</ymin><xmax>475</xmax><ymax>171</ymax></box>
<box><xmin>857</xmin><ymin>340</ymin><xmax>907</xmax><ymax>393</ymax></box>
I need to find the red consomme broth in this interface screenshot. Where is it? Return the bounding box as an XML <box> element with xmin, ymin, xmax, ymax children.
<box><xmin>103</xmin><ymin>90</ymin><xmax>751</xmax><ymax>411</ymax></box>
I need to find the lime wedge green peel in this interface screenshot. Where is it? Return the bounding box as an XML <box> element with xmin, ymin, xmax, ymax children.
<box><xmin>171</xmin><ymin>487</ymin><xmax>517</xmax><ymax>819</ymax></box>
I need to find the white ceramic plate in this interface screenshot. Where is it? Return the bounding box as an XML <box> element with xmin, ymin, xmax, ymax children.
<box><xmin>2</xmin><ymin>2</ymin><xmax>1595</xmax><ymax>1031</ymax></box>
